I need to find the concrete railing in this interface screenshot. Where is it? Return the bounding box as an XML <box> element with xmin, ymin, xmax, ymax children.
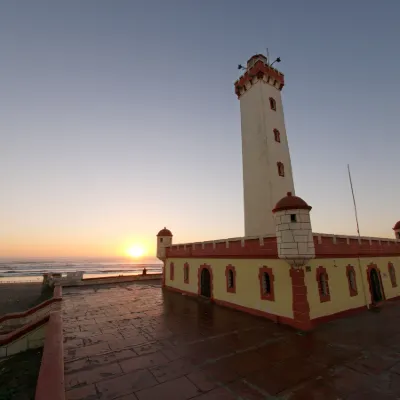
<box><xmin>35</xmin><ymin>312</ymin><xmax>65</xmax><ymax>400</ymax></box>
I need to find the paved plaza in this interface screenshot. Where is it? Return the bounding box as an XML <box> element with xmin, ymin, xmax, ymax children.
<box><xmin>62</xmin><ymin>282</ymin><xmax>400</xmax><ymax>399</ymax></box>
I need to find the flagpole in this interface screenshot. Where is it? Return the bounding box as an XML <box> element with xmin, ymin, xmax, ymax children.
<box><xmin>348</xmin><ymin>165</ymin><xmax>361</xmax><ymax>236</ymax></box>
<box><xmin>347</xmin><ymin>164</ymin><xmax>369</xmax><ymax>309</ymax></box>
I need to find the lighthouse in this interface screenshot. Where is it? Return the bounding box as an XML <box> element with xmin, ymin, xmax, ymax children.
<box><xmin>235</xmin><ymin>54</ymin><xmax>295</xmax><ymax>237</ymax></box>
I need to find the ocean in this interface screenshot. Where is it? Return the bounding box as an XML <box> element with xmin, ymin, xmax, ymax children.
<box><xmin>0</xmin><ymin>257</ymin><xmax>163</xmax><ymax>283</ymax></box>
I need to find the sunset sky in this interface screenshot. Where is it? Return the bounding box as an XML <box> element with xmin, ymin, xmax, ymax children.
<box><xmin>1</xmin><ymin>1</ymin><xmax>400</xmax><ymax>258</ymax></box>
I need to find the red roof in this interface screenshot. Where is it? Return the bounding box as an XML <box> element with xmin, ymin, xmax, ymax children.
<box><xmin>272</xmin><ymin>192</ymin><xmax>312</xmax><ymax>213</ymax></box>
<box><xmin>157</xmin><ymin>227</ymin><xmax>173</xmax><ymax>237</ymax></box>
<box><xmin>393</xmin><ymin>221</ymin><xmax>400</xmax><ymax>230</ymax></box>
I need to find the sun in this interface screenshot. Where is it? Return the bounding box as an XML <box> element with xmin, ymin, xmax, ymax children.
<box><xmin>126</xmin><ymin>245</ymin><xmax>146</xmax><ymax>259</ymax></box>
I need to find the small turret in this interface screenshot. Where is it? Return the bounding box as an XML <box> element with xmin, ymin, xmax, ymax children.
<box><xmin>272</xmin><ymin>192</ymin><xmax>315</xmax><ymax>268</ymax></box>
<box><xmin>156</xmin><ymin>227</ymin><xmax>173</xmax><ymax>261</ymax></box>
<box><xmin>393</xmin><ymin>221</ymin><xmax>400</xmax><ymax>240</ymax></box>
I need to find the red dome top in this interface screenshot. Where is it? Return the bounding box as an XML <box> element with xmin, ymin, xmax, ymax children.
<box><xmin>393</xmin><ymin>221</ymin><xmax>400</xmax><ymax>230</ymax></box>
<box><xmin>272</xmin><ymin>192</ymin><xmax>312</xmax><ymax>213</ymax></box>
<box><xmin>157</xmin><ymin>227</ymin><xmax>173</xmax><ymax>237</ymax></box>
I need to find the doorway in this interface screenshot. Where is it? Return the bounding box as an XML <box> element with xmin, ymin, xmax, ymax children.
<box><xmin>369</xmin><ymin>268</ymin><xmax>384</xmax><ymax>303</ymax></box>
<box><xmin>200</xmin><ymin>268</ymin><xmax>211</xmax><ymax>298</ymax></box>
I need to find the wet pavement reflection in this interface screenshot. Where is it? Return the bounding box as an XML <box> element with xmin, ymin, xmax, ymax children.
<box><xmin>62</xmin><ymin>282</ymin><xmax>400</xmax><ymax>399</ymax></box>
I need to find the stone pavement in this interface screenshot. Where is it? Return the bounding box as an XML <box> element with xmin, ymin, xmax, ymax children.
<box><xmin>62</xmin><ymin>282</ymin><xmax>400</xmax><ymax>399</ymax></box>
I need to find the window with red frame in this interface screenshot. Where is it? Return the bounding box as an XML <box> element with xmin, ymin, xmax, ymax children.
<box><xmin>269</xmin><ymin>97</ymin><xmax>276</xmax><ymax>111</ymax></box>
<box><xmin>263</xmin><ymin>272</ymin><xmax>271</xmax><ymax>294</ymax></box>
<box><xmin>258</xmin><ymin>267</ymin><xmax>275</xmax><ymax>301</ymax></box>
<box><xmin>183</xmin><ymin>263</ymin><xmax>189</xmax><ymax>284</ymax></box>
<box><xmin>169</xmin><ymin>262</ymin><xmax>174</xmax><ymax>281</ymax></box>
<box><xmin>277</xmin><ymin>162</ymin><xmax>285</xmax><ymax>177</ymax></box>
<box><xmin>225</xmin><ymin>265</ymin><xmax>236</xmax><ymax>293</ymax></box>
<box><xmin>346</xmin><ymin>265</ymin><xmax>357</xmax><ymax>297</ymax></box>
<box><xmin>273</xmin><ymin>129</ymin><xmax>281</xmax><ymax>143</ymax></box>
<box><xmin>316</xmin><ymin>266</ymin><xmax>330</xmax><ymax>302</ymax></box>
<box><xmin>389</xmin><ymin>263</ymin><xmax>397</xmax><ymax>287</ymax></box>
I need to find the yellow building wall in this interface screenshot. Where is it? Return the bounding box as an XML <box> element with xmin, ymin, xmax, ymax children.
<box><xmin>165</xmin><ymin>258</ymin><xmax>294</xmax><ymax>319</ymax></box>
<box><xmin>306</xmin><ymin>257</ymin><xmax>400</xmax><ymax>319</ymax></box>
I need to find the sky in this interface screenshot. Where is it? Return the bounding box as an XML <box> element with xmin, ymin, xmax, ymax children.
<box><xmin>1</xmin><ymin>0</ymin><xmax>400</xmax><ymax>258</ymax></box>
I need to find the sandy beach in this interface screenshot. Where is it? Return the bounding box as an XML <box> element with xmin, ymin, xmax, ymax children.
<box><xmin>0</xmin><ymin>283</ymin><xmax>51</xmax><ymax>316</ymax></box>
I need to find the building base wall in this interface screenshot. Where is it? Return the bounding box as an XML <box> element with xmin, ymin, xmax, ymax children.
<box><xmin>306</xmin><ymin>256</ymin><xmax>400</xmax><ymax>320</ymax></box>
<box><xmin>162</xmin><ymin>254</ymin><xmax>400</xmax><ymax>331</ymax></box>
<box><xmin>164</xmin><ymin>258</ymin><xmax>294</xmax><ymax>321</ymax></box>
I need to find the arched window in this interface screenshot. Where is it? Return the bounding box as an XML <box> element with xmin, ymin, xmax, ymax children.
<box><xmin>228</xmin><ymin>270</ymin><xmax>234</xmax><ymax>288</ymax></box>
<box><xmin>184</xmin><ymin>263</ymin><xmax>189</xmax><ymax>284</ymax></box>
<box><xmin>319</xmin><ymin>274</ymin><xmax>328</xmax><ymax>295</ymax></box>
<box><xmin>273</xmin><ymin>129</ymin><xmax>281</xmax><ymax>143</ymax></box>
<box><xmin>389</xmin><ymin>263</ymin><xmax>397</xmax><ymax>288</ymax></box>
<box><xmin>169</xmin><ymin>262</ymin><xmax>174</xmax><ymax>281</ymax></box>
<box><xmin>316</xmin><ymin>266</ymin><xmax>330</xmax><ymax>302</ymax></box>
<box><xmin>258</xmin><ymin>266</ymin><xmax>275</xmax><ymax>301</ymax></box>
<box><xmin>346</xmin><ymin>265</ymin><xmax>357</xmax><ymax>297</ymax></box>
<box><xmin>277</xmin><ymin>162</ymin><xmax>285</xmax><ymax>177</ymax></box>
<box><xmin>263</xmin><ymin>273</ymin><xmax>271</xmax><ymax>294</ymax></box>
<box><xmin>269</xmin><ymin>97</ymin><xmax>276</xmax><ymax>111</ymax></box>
<box><xmin>225</xmin><ymin>265</ymin><xmax>236</xmax><ymax>293</ymax></box>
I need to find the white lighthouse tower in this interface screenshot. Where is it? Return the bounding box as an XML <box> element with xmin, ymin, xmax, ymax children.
<box><xmin>235</xmin><ymin>54</ymin><xmax>295</xmax><ymax>237</ymax></box>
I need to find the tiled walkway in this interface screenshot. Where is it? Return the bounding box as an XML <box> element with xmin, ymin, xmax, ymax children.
<box><xmin>62</xmin><ymin>282</ymin><xmax>400</xmax><ymax>399</ymax></box>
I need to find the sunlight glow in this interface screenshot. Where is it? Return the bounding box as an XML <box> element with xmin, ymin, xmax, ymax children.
<box><xmin>126</xmin><ymin>245</ymin><xmax>146</xmax><ymax>259</ymax></box>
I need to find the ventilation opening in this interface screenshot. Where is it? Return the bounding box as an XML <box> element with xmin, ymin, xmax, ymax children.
<box><xmin>290</xmin><ymin>214</ymin><xmax>297</xmax><ymax>223</ymax></box>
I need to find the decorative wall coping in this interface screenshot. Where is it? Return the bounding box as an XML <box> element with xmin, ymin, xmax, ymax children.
<box><xmin>35</xmin><ymin>312</ymin><xmax>65</xmax><ymax>400</ymax></box>
<box><xmin>165</xmin><ymin>233</ymin><xmax>400</xmax><ymax>259</ymax></box>
<box><xmin>234</xmin><ymin>59</ymin><xmax>285</xmax><ymax>97</ymax></box>
<box><xmin>166</xmin><ymin>234</ymin><xmax>276</xmax><ymax>249</ymax></box>
<box><xmin>313</xmin><ymin>233</ymin><xmax>400</xmax><ymax>258</ymax></box>
<box><xmin>0</xmin><ymin>285</ymin><xmax>62</xmax><ymax>323</ymax></box>
<box><xmin>166</xmin><ymin>236</ymin><xmax>279</xmax><ymax>259</ymax></box>
<box><xmin>313</xmin><ymin>232</ymin><xmax>398</xmax><ymax>243</ymax></box>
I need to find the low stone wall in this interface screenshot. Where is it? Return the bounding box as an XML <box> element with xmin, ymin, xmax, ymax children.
<box><xmin>0</xmin><ymin>285</ymin><xmax>62</xmax><ymax>332</ymax></box>
<box><xmin>35</xmin><ymin>312</ymin><xmax>65</xmax><ymax>400</ymax></box>
<box><xmin>62</xmin><ymin>273</ymin><xmax>162</xmax><ymax>287</ymax></box>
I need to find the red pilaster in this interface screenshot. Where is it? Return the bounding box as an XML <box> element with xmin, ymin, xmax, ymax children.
<box><xmin>290</xmin><ymin>268</ymin><xmax>313</xmax><ymax>331</ymax></box>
